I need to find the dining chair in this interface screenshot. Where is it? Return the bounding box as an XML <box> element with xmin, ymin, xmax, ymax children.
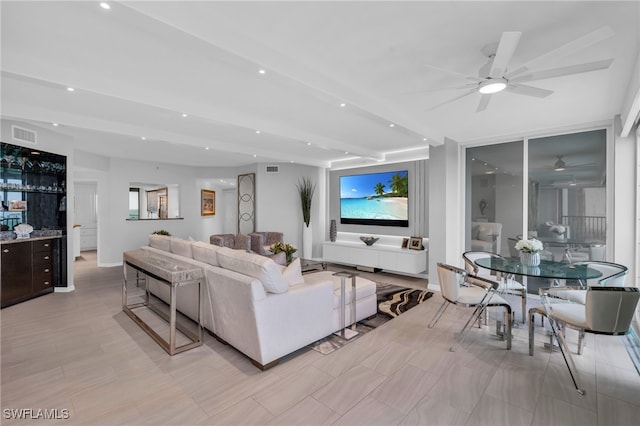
<box><xmin>429</xmin><ymin>262</ymin><xmax>512</xmax><ymax>351</ymax></box>
<box><xmin>463</xmin><ymin>251</ymin><xmax>527</xmax><ymax>323</ymax></box>
<box><xmin>528</xmin><ymin>286</ymin><xmax>639</xmax><ymax>395</ymax></box>
<box><xmin>548</xmin><ymin>261</ymin><xmax>628</xmax><ymax>306</ymax></box>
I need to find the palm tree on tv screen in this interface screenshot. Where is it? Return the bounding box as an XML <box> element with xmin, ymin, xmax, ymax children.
<box><xmin>389</xmin><ymin>173</ymin><xmax>408</xmax><ymax>197</ymax></box>
<box><xmin>374</xmin><ymin>182</ymin><xmax>385</xmax><ymax>197</ymax></box>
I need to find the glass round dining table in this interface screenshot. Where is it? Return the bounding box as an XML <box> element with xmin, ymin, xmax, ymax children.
<box><xmin>474</xmin><ymin>257</ymin><xmax>603</xmax><ymax>281</ymax></box>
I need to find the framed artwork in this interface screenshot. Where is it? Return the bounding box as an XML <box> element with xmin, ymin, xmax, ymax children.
<box><xmin>201</xmin><ymin>189</ymin><xmax>215</xmax><ymax>216</ymax></box>
<box><xmin>8</xmin><ymin>200</ymin><xmax>27</xmax><ymax>211</ymax></box>
<box><xmin>401</xmin><ymin>238</ymin><xmax>409</xmax><ymax>248</ymax></box>
<box><xmin>409</xmin><ymin>236</ymin><xmax>422</xmax><ymax>250</ymax></box>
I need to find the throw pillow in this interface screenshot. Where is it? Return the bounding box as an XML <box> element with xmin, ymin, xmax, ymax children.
<box><xmin>217</xmin><ymin>250</ymin><xmax>288</xmax><ymax>294</ymax></box>
<box><xmin>471</xmin><ymin>224</ymin><xmax>480</xmax><ymax>240</ymax></box>
<box><xmin>280</xmin><ymin>258</ymin><xmax>304</xmax><ymax>287</ymax></box>
<box><xmin>478</xmin><ymin>226</ymin><xmax>492</xmax><ymax>242</ymax></box>
<box><xmin>149</xmin><ymin>234</ymin><xmax>171</xmax><ymax>252</ymax></box>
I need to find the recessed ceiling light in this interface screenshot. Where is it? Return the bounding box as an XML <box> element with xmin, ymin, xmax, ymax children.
<box><xmin>345</xmin><ymin>151</ymin><xmax>349</xmax><ymax>155</ymax></box>
<box><xmin>205</xmin><ymin>147</ymin><xmax>209</xmax><ymax>150</ymax></box>
<box><xmin>290</xmin><ymin>161</ymin><xmax>294</xmax><ymax>163</ymax></box>
<box><xmin>340</xmin><ymin>103</ymin><xmax>346</xmax><ymax>107</ymax></box>
<box><xmin>306</xmin><ymin>142</ymin><xmax>312</xmax><ymax>146</ymax></box>
<box><xmin>52</xmin><ymin>123</ymin><xmax>59</xmax><ymax>127</ymax></box>
<box><xmin>181</xmin><ymin>113</ymin><xmax>188</xmax><ymax>118</ymax></box>
<box><xmin>255</xmin><ymin>130</ymin><xmax>261</xmax><ymax>134</ymax></box>
<box><xmin>389</xmin><ymin>123</ymin><xmax>395</xmax><ymax>128</ymax></box>
<box><xmin>258</xmin><ymin>69</ymin><xmax>266</xmax><ymax>75</ymax></box>
<box><xmin>423</xmin><ymin>138</ymin><xmax>427</xmax><ymax>141</ymax></box>
<box><xmin>100</xmin><ymin>2</ymin><xmax>110</xmax><ymax>10</ymax></box>
<box><xmin>141</xmin><ymin>136</ymin><xmax>146</xmax><ymax>140</ymax></box>
<box><xmin>31</xmin><ymin>151</ymin><xmax>41</xmax><ymax>155</ymax></box>
<box><xmin>66</xmin><ymin>87</ymin><xmax>74</xmax><ymax>92</ymax></box>
<box><xmin>253</xmin><ymin>154</ymin><xmax>257</xmax><ymax>158</ymax></box>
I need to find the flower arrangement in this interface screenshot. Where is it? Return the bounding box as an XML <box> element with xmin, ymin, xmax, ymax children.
<box><xmin>549</xmin><ymin>225</ymin><xmax>566</xmax><ymax>235</ymax></box>
<box><xmin>515</xmin><ymin>238</ymin><xmax>543</xmax><ymax>253</ymax></box>
<box><xmin>270</xmin><ymin>241</ymin><xmax>297</xmax><ymax>264</ymax></box>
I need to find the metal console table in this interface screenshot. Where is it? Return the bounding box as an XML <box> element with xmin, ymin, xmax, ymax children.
<box><xmin>122</xmin><ymin>249</ymin><xmax>204</xmax><ymax>355</ymax></box>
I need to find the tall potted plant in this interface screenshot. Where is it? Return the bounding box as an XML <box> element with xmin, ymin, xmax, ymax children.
<box><xmin>296</xmin><ymin>176</ymin><xmax>316</xmax><ymax>259</ymax></box>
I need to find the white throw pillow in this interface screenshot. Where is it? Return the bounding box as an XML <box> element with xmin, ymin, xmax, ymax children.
<box><xmin>280</xmin><ymin>258</ymin><xmax>304</xmax><ymax>287</ymax></box>
<box><xmin>191</xmin><ymin>241</ymin><xmax>225</xmax><ymax>266</ymax></box>
<box><xmin>217</xmin><ymin>250</ymin><xmax>288</xmax><ymax>294</ymax></box>
<box><xmin>478</xmin><ymin>226</ymin><xmax>492</xmax><ymax>242</ymax></box>
<box><xmin>149</xmin><ymin>234</ymin><xmax>171</xmax><ymax>252</ymax></box>
<box><xmin>170</xmin><ymin>237</ymin><xmax>193</xmax><ymax>258</ymax></box>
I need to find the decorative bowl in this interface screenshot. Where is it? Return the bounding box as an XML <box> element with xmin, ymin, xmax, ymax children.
<box><xmin>360</xmin><ymin>236</ymin><xmax>379</xmax><ymax>246</ymax></box>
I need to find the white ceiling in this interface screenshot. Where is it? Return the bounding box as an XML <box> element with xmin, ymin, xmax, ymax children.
<box><xmin>1</xmin><ymin>1</ymin><xmax>638</xmax><ymax>169</ymax></box>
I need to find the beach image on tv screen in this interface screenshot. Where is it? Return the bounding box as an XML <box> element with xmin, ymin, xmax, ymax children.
<box><xmin>340</xmin><ymin>171</ymin><xmax>408</xmax><ymax>221</ymax></box>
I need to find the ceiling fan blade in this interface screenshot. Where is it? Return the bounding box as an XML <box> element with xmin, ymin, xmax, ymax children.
<box><xmin>396</xmin><ymin>83</ymin><xmax>477</xmax><ymax>96</ymax></box>
<box><xmin>489</xmin><ymin>32</ymin><xmax>521</xmax><ymax>78</ymax></box>
<box><xmin>510</xmin><ymin>58</ymin><xmax>614</xmax><ymax>83</ymax></box>
<box><xmin>426</xmin><ymin>89</ymin><xmax>477</xmax><ymax>111</ymax></box>
<box><xmin>423</xmin><ymin>64</ymin><xmax>483</xmax><ymax>82</ymax></box>
<box><xmin>506</xmin><ymin>83</ymin><xmax>554</xmax><ymax>98</ymax></box>
<box><xmin>504</xmin><ymin>26</ymin><xmax>615</xmax><ymax>79</ymax></box>
<box><xmin>476</xmin><ymin>94</ymin><xmax>492</xmax><ymax>112</ymax></box>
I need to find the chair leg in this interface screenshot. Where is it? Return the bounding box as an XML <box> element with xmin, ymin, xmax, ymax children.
<box><xmin>529</xmin><ymin>309</ymin><xmax>537</xmax><ymax>356</ymax></box>
<box><xmin>521</xmin><ymin>290</ymin><xmax>527</xmax><ymax>324</ymax></box>
<box><xmin>450</xmin><ymin>305</ymin><xmax>486</xmax><ymax>352</ymax></box>
<box><xmin>428</xmin><ymin>300</ymin><xmax>449</xmax><ymax>328</ymax></box>
<box><xmin>504</xmin><ymin>307</ymin><xmax>512</xmax><ymax>350</ymax></box>
<box><xmin>547</xmin><ymin>315</ymin><xmax>586</xmax><ymax>395</ymax></box>
<box><xmin>577</xmin><ymin>330</ymin><xmax>585</xmax><ymax>355</ymax></box>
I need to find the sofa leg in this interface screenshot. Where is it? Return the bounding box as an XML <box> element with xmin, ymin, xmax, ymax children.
<box><xmin>251</xmin><ymin>359</ymin><xmax>279</xmax><ymax>371</ymax></box>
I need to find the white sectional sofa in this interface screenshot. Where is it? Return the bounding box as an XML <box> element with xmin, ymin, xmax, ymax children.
<box><xmin>140</xmin><ymin>235</ymin><xmax>377</xmax><ymax>369</ymax></box>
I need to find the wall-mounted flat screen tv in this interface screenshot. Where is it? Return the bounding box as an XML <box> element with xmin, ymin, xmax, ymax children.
<box><xmin>340</xmin><ymin>170</ymin><xmax>409</xmax><ymax>227</ymax></box>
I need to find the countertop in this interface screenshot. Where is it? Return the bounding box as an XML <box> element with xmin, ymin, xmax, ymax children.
<box><xmin>0</xmin><ymin>235</ymin><xmax>63</xmax><ymax>245</ymax></box>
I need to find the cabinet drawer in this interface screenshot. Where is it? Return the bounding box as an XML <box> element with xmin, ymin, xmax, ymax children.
<box><xmin>32</xmin><ymin>268</ymin><xmax>53</xmax><ymax>292</ymax></box>
<box><xmin>32</xmin><ymin>239</ymin><xmax>54</xmax><ymax>253</ymax></box>
<box><xmin>33</xmin><ymin>251</ymin><xmax>53</xmax><ymax>266</ymax></box>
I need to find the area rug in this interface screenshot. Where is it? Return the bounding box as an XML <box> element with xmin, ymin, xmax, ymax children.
<box><xmin>310</xmin><ymin>283</ymin><xmax>433</xmax><ymax>355</ymax></box>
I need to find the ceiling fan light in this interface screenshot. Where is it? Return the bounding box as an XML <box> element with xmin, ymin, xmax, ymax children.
<box><xmin>478</xmin><ymin>79</ymin><xmax>507</xmax><ymax>94</ymax></box>
<box><xmin>554</xmin><ymin>157</ymin><xmax>566</xmax><ymax>171</ymax></box>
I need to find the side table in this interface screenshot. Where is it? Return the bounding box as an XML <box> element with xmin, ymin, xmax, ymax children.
<box><xmin>333</xmin><ymin>271</ymin><xmax>359</xmax><ymax>340</ymax></box>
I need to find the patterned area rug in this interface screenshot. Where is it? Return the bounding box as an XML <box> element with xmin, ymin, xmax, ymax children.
<box><xmin>310</xmin><ymin>283</ymin><xmax>433</xmax><ymax>355</ymax></box>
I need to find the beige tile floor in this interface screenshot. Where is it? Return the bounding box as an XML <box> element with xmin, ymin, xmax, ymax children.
<box><xmin>2</xmin><ymin>251</ymin><xmax>639</xmax><ymax>425</ymax></box>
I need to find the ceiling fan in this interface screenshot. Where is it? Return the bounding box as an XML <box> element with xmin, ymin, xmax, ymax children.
<box><xmin>545</xmin><ymin>155</ymin><xmax>597</xmax><ymax>172</ymax></box>
<box><xmin>424</xmin><ymin>26</ymin><xmax>615</xmax><ymax>112</ymax></box>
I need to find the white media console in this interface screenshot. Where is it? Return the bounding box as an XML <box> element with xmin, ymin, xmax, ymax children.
<box><xmin>322</xmin><ymin>232</ymin><xmax>428</xmax><ymax>275</ymax></box>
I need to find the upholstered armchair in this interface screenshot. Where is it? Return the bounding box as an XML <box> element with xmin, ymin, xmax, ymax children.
<box><xmin>471</xmin><ymin>222</ymin><xmax>502</xmax><ymax>254</ymax></box>
<box><xmin>209</xmin><ymin>233</ymin><xmax>251</xmax><ymax>251</ymax></box>
<box><xmin>250</xmin><ymin>232</ymin><xmax>286</xmax><ymax>265</ymax></box>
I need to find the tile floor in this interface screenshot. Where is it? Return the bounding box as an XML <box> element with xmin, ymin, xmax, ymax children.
<box><xmin>1</xmin><ymin>251</ymin><xmax>639</xmax><ymax>425</ymax></box>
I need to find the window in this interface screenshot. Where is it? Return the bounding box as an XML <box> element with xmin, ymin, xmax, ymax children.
<box><xmin>128</xmin><ymin>188</ymin><xmax>139</xmax><ymax>220</ymax></box>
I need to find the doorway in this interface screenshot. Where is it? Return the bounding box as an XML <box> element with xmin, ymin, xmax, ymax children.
<box><xmin>74</xmin><ymin>182</ymin><xmax>98</xmax><ymax>256</ymax></box>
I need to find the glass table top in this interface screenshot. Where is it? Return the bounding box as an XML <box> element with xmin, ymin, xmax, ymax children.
<box><xmin>475</xmin><ymin>257</ymin><xmax>603</xmax><ymax>280</ymax></box>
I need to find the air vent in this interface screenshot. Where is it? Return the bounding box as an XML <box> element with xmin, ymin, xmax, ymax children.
<box><xmin>12</xmin><ymin>126</ymin><xmax>37</xmax><ymax>144</ymax></box>
<box><xmin>265</xmin><ymin>165</ymin><xmax>279</xmax><ymax>173</ymax></box>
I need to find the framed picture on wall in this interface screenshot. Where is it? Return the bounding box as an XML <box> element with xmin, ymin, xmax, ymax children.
<box><xmin>409</xmin><ymin>236</ymin><xmax>422</xmax><ymax>250</ymax></box>
<box><xmin>8</xmin><ymin>200</ymin><xmax>27</xmax><ymax>211</ymax></box>
<box><xmin>201</xmin><ymin>189</ymin><xmax>215</xmax><ymax>216</ymax></box>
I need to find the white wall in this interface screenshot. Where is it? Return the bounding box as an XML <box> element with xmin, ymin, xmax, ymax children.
<box><xmin>255</xmin><ymin>163</ymin><xmax>324</xmax><ymax>258</ymax></box>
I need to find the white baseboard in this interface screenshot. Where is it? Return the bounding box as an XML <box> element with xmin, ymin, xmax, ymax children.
<box><xmin>55</xmin><ymin>285</ymin><xmax>75</xmax><ymax>293</ymax></box>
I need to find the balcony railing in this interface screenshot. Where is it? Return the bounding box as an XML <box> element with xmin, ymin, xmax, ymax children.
<box><xmin>561</xmin><ymin>215</ymin><xmax>606</xmax><ymax>242</ymax></box>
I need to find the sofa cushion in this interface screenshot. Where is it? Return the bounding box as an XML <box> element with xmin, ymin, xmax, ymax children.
<box><xmin>192</xmin><ymin>241</ymin><xmax>228</xmax><ymax>267</ymax></box>
<box><xmin>217</xmin><ymin>249</ymin><xmax>288</xmax><ymax>294</ymax></box>
<box><xmin>280</xmin><ymin>258</ymin><xmax>304</xmax><ymax>287</ymax></box>
<box><xmin>149</xmin><ymin>234</ymin><xmax>171</xmax><ymax>252</ymax></box>
<box><xmin>170</xmin><ymin>237</ymin><xmax>193</xmax><ymax>258</ymax></box>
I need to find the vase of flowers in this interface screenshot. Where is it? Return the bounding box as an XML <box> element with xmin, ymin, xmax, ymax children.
<box><xmin>515</xmin><ymin>238</ymin><xmax>543</xmax><ymax>266</ymax></box>
<box><xmin>549</xmin><ymin>224</ymin><xmax>566</xmax><ymax>239</ymax></box>
<box><xmin>270</xmin><ymin>242</ymin><xmax>297</xmax><ymax>265</ymax></box>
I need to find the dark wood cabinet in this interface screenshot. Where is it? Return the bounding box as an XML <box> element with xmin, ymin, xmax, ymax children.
<box><xmin>1</xmin><ymin>238</ymin><xmax>57</xmax><ymax>308</ymax></box>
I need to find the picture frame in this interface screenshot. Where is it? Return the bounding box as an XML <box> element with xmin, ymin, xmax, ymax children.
<box><xmin>201</xmin><ymin>189</ymin><xmax>215</xmax><ymax>216</ymax></box>
<box><xmin>409</xmin><ymin>236</ymin><xmax>422</xmax><ymax>250</ymax></box>
<box><xmin>401</xmin><ymin>237</ymin><xmax>409</xmax><ymax>249</ymax></box>
<box><xmin>8</xmin><ymin>200</ymin><xmax>27</xmax><ymax>212</ymax></box>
